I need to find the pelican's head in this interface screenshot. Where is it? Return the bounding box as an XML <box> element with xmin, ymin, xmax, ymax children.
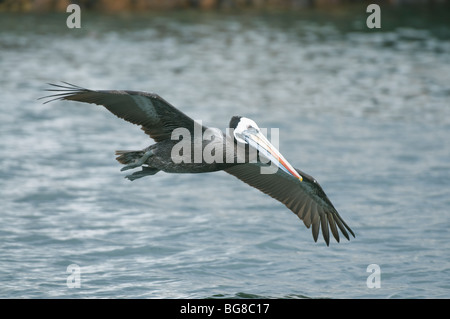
<box><xmin>229</xmin><ymin>116</ymin><xmax>302</xmax><ymax>181</ymax></box>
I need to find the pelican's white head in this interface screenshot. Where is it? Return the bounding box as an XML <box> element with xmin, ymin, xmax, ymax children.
<box><xmin>230</xmin><ymin>116</ymin><xmax>260</xmax><ymax>144</ymax></box>
<box><xmin>229</xmin><ymin>116</ymin><xmax>302</xmax><ymax>181</ymax></box>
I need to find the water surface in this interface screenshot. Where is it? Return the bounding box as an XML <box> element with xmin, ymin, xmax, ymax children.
<box><xmin>1</xmin><ymin>8</ymin><xmax>450</xmax><ymax>298</ymax></box>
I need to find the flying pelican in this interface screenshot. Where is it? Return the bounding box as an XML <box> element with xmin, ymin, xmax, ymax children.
<box><xmin>42</xmin><ymin>82</ymin><xmax>355</xmax><ymax>245</ymax></box>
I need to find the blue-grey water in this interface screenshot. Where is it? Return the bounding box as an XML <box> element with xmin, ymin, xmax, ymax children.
<box><xmin>1</xmin><ymin>8</ymin><xmax>450</xmax><ymax>298</ymax></box>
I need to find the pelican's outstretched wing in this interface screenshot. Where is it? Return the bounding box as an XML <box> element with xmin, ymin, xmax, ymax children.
<box><xmin>225</xmin><ymin>163</ymin><xmax>354</xmax><ymax>245</ymax></box>
<box><xmin>41</xmin><ymin>82</ymin><xmax>203</xmax><ymax>142</ymax></box>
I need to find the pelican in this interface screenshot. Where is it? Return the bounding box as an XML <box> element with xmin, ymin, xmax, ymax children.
<box><xmin>42</xmin><ymin>82</ymin><xmax>355</xmax><ymax>245</ymax></box>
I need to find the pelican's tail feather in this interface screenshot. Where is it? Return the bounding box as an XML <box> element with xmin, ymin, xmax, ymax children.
<box><xmin>115</xmin><ymin>150</ymin><xmax>145</xmax><ymax>165</ymax></box>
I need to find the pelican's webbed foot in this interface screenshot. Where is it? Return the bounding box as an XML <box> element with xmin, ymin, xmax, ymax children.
<box><xmin>120</xmin><ymin>150</ymin><xmax>154</xmax><ymax>171</ymax></box>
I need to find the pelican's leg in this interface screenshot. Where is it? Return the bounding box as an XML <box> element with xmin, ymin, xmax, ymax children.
<box><xmin>120</xmin><ymin>150</ymin><xmax>154</xmax><ymax>171</ymax></box>
<box><xmin>125</xmin><ymin>167</ymin><xmax>160</xmax><ymax>181</ymax></box>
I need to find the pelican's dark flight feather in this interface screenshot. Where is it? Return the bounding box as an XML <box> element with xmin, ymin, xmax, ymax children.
<box><xmin>41</xmin><ymin>82</ymin><xmax>355</xmax><ymax>246</ymax></box>
<box><xmin>224</xmin><ymin>164</ymin><xmax>354</xmax><ymax>245</ymax></box>
<box><xmin>42</xmin><ymin>82</ymin><xmax>205</xmax><ymax>142</ymax></box>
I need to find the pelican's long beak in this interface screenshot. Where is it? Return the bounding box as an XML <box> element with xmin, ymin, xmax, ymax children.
<box><xmin>243</xmin><ymin>129</ymin><xmax>302</xmax><ymax>181</ymax></box>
